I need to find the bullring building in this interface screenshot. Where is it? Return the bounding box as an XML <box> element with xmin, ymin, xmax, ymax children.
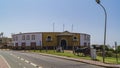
<box><xmin>12</xmin><ymin>31</ymin><xmax>90</xmax><ymax>49</ymax></box>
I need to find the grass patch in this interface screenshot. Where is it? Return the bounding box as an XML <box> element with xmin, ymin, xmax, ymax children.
<box><xmin>97</xmin><ymin>56</ymin><xmax>120</xmax><ymax>64</ymax></box>
<box><xmin>28</xmin><ymin>50</ymin><xmax>120</xmax><ymax>64</ymax></box>
<box><xmin>29</xmin><ymin>50</ymin><xmax>91</xmax><ymax>60</ymax></box>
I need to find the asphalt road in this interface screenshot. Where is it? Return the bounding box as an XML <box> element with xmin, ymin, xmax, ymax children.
<box><xmin>0</xmin><ymin>50</ymin><xmax>104</xmax><ymax>68</ymax></box>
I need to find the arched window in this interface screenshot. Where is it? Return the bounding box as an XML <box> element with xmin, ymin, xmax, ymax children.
<box><xmin>13</xmin><ymin>36</ymin><xmax>16</xmax><ymax>41</ymax></box>
<box><xmin>16</xmin><ymin>36</ymin><xmax>18</xmax><ymax>41</ymax></box>
<box><xmin>26</xmin><ymin>35</ymin><xmax>30</xmax><ymax>40</ymax></box>
<box><xmin>73</xmin><ymin>36</ymin><xmax>78</xmax><ymax>41</ymax></box>
<box><xmin>73</xmin><ymin>37</ymin><xmax>77</xmax><ymax>39</ymax></box>
<box><xmin>46</xmin><ymin>36</ymin><xmax>52</xmax><ymax>41</ymax></box>
<box><xmin>22</xmin><ymin>35</ymin><xmax>25</xmax><ymax>40</ymax></box>
<box><xmin>48</xmin><ymin>36</ymin><xmax>51</xmax><ymax>39</ymax></box>
<box><xmin>31</xmin><ymin>35</ymin><xmax>35</xmax><ymax>40</ymax></box>
<box><xmin>84</xmin><ymin>42</ymin><xmax>87</xmax><ymax>47</ymax></box>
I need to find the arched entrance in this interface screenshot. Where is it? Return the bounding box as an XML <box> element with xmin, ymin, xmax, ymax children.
<box><xmin>61</xmin><ymin>39</ymin><xmax>67</xmax><ymax>49</ymax></box>
<box><xmin>30</xmin><ymin>42</ymin><xmax>36</xmax><ymax>50</ymax></box>
<box><xmin>21</xmin><ymin>42</ymin><xmax>26</xmax><ymax>50</ymax></box>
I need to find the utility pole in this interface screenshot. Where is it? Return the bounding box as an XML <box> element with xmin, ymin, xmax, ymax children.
<box><xmin>53</xmin><ymin>23</ymin><xmax>55</xmax><ymax>32</ymax></box>
<box><xmin>96</xmin><ymin>0</ymin><xmax>107</xmax><ymax>63</ymax></box>
<box><xmin>115</xmin><ymin>41</ymin><xmax>118</xmax><ymax>63</ymax></box>
<box><xmin>63</xmin><ymin>24</ymin><xmax>65</xmax><ymax>31</ymax></box>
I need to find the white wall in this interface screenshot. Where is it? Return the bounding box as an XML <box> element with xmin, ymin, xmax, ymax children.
<box><xmin>80</xmin><ymin>34</ymin><xmax>90</xmax><ymax>46</ymax></box>
<box><xmin>12</xmin><ymin>33</ymin><xmax>42</xmax><ymax>46</ymax></box>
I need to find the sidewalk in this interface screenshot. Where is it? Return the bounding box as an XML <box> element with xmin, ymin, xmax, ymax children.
<box><xmin>0</xmin><ymin>55</ymin><xmax>10</xmax><ymax>68</ymax></box>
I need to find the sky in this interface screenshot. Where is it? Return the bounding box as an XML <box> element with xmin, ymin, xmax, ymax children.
<box><xmin>0</xmin><ymin>0</ymin><xmax>120</xmax><ymax>46</ymax></box>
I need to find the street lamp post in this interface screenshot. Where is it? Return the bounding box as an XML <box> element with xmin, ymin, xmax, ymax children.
<box><xmin>96</xmin><ymin>0</ymin><xmax>107</xmax><ymax>63</ymax></box>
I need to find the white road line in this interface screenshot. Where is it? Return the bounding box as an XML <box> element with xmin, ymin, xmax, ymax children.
<box><xmin>30</xmin><ymin>63</ymin><xmax>37</xmax><ymax>67</ymax></box>
<box><xmin>0</xmin><ymin>55</ymin><xmax>11</xmax><ymax>68</ymax></box>
<box><xmin>25</xmin><ymin>60</ymin><xmax>29</xmax><ymax>63</ymax></box>
<box><xmin>38</xmin><ymin>67</ymin><xmax>43</xmax><ymax>68</ymax></box>
<box><xmin>9</xmin><ymin>53</ymin><xmax>43</xmax><ymax>68</ymax></box>
<box><xmin>20</xmin><ymin>58</ymin><xmax>24</xmax><ymax>61</ymax></box>
<box><xmin>17</xmin><ymin>56</ymin><xmax>20</xmax><ymax>59</ymax></box>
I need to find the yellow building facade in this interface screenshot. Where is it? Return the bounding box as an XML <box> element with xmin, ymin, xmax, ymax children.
<box><xmin>42</xmin><ymin>31</ymin><xmax>80</xmax><ymax>49</ymax></box>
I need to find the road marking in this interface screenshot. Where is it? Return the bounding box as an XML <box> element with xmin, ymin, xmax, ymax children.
<box><xmin>0</xmin><ymin>55</ymin><xmax>11</xmax><ymax>68</ymax></box>
<box><xmin>17</xmin><ymin>56</ymin><xmax>20</xmax><ymax>59</ymax></box>
<box><xmin>25</xmin><ymin>60</ymin><xmax>29</xmax><ymax>63</ymax></box>
<box><xmin>20</xmin><ymin>58</ymin><xmax>24</xmax><ymax>61</ymax></box>
<box><xmin>9</xmin><ymin>53</ymin><xmax>43</xmax><ymax>68</ymax></box>
<box><xmin>30</xmin><ymin>63</ymin><xmax>37</xmax><ymax>67</ymax></box>
<box><xmin>30</xmin><ymin>63</ymin><xmax>43</xmax><ymax>68</ymax></box>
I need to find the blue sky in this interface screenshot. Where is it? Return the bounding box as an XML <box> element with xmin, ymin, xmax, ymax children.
<box><xmin>0</xmin><ymin>0</ymin><xmax>120</xmax><ymax>46</ymax></box>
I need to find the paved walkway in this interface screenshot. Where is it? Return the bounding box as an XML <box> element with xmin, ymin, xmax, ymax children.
<box><xmin>0</xmin><ymin>55</ymin><xmax>10</xmax><ymax>68</ymax></box>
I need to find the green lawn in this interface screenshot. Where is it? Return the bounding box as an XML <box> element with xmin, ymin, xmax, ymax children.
<box><xmin>97</xmin><ymin>56</ymin><xmax>120</xmax><ymax>64</ymax></box>
<box><xmin>28</xmin><ymin>50</ymin><xmax>120</xmax><ymax>64</ymax></box>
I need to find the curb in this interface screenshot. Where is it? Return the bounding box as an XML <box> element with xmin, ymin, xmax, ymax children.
<box><xmin>30</xmin><ymin>52</ymin><xmax>120</xmax><ymax>68</ymax></box>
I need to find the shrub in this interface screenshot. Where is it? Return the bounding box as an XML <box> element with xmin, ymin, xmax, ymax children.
<box><xmin>105</xmin><ymin>51</ymin><xmax>115</xmax><ymax>57</ymax></box>
<box><xmin>97</xmin><ymin>52</ymin><xmax>102</xmax><ymax>56</ymax></box>
<box><xmin>97</xmin><ymin>51</ymin><xmax>116</xmax><ymax>57</ymax></box>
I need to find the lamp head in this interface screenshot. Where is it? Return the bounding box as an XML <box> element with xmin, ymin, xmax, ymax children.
<box><xmin>96</xmin><ymin>0</ymin><xmax>100</xmax><ymax>4</ymax></box>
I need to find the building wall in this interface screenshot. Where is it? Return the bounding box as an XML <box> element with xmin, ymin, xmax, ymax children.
<box><xmin>0</xmin><ymin>37</ymin><xmax>12</xmax><ymax>48</ymax></box>
<box><xmin>12</xmin><ymin>33</ymin><xmax>42</xmax><ymax>47</ymax></box>
<box><xmin>42</xmin><ymin>32</ymin><xmax>59</xmax><ymax>46</ymax></box>
<box><xmin>12</xmin><ymin>32</ymin><xmax>90</xmax><ymax>49</ymax></box>
<box><xmin>42</xmin><ymin>32</ymin><xmax>80</xmax><ymax>47</ymax></box>
<box><xmin>80</xmin><ymin>34</ymin><xmax>90</xmax><ymax>47</ymax></box>
<box><xmin>72</xmin><ymin>33</ymin><xmax>80</xmax><ymax>46</ymax></box>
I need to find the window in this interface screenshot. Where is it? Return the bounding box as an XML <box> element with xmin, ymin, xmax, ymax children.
<box><xmin>87</xmin><ymin>36</ymin><xmax>90</xmax><ymax>41</ymax></box>
<box><xmin>31</xmin><ymin>35</ymin><xmax>35</xmax><ymax>40</ymax></box>
<box><xmin>46</xmin><ymin>36</ymin><xmax>52</xmax><ymax>41</ymax></box>
<box><xmin>73</xmin><ymin>37</ymin><xmax>77</xmax><ymax>39</ymax></box>
<box><xmin>13</xmin><ymin>36</ymin><xmax>18</xmax><ymax>41</ymax></box>
<box><xmin>84</xmin><ymin>42</ymin><xmax>87</xmax><ymax>47</ymax></box>
<box><xmin>84</xmin><ymin>34</ymin><xmax>87</xmax><ymax>40</ymax></box>
<box><xmin>16</xmin><ymin>36</ymin><xmax>18</xmax><ymax>41</ymax></box>
<box><xmin>15</xmin><ymin>43</ymin><xmax>18</xmax><ymax>46</ymax></box>
<box><xmin>73</xmin><ymin>36</ymin><xmax>78</xmax><ymax>41</ymax></box>
<box><xmin>88</xmin><ymin>43</ymin><xmax>90</xmax><ymax>46</ymax></box>
<box><xmin>13</xmin><ymin>36</ymin><xmax>15</xmax><ymax>41</ymax></box>
<box><xmin>48</xmin><ymin>36</ymin><xmax>51</xmax><ymax>39</ymax></box>
<box><xmin>22</xmin><ymin>35</ymin><xmax>25</xmax><ymax>40</ymax></box>
<box><xmin>26</xmin><ymin>35</ymin><xmax>30</xmax><ymax>40</ymax></box>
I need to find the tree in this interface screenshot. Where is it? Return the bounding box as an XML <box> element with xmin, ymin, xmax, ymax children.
<box><xmin>117</xmin><ymin>45</ymin><xmax>120</xmax><ymax>53</ymax></box>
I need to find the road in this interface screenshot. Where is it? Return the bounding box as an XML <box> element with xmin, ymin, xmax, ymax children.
<box><xmin>0</xmin><ymin>50</ymin><xmax>104</xmax><ymax>68</ymax></box>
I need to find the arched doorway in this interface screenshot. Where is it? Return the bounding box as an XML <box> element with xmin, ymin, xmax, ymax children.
<box><xmin>61</xmin><ymin>39</ymin><xmax>67</xmax><ymax>49</ymax></box>
<box><xmin>21</xmin><ymin>42</ymin><xmax>26</xmax><ymax>50</ymax></box>
<box><xmin>30</xmin><ymin>42</ymin><xmax>36</xmax><ymax>50</ymax></box>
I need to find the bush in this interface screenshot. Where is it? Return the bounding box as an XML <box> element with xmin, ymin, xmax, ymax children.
<box><xmin>97</xmin><ymin>52</ymin><xmax>102</xmax><ymax>56</ymax></box>
<box><xmin>105</xmin><ymin>51</ymin><xmax>115</xmax><ymax>57</ymax></box>
<box><xmin>97</xmin><ymin>51</ymin><xmax>116</xmax><ymax>57</ymax></box>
